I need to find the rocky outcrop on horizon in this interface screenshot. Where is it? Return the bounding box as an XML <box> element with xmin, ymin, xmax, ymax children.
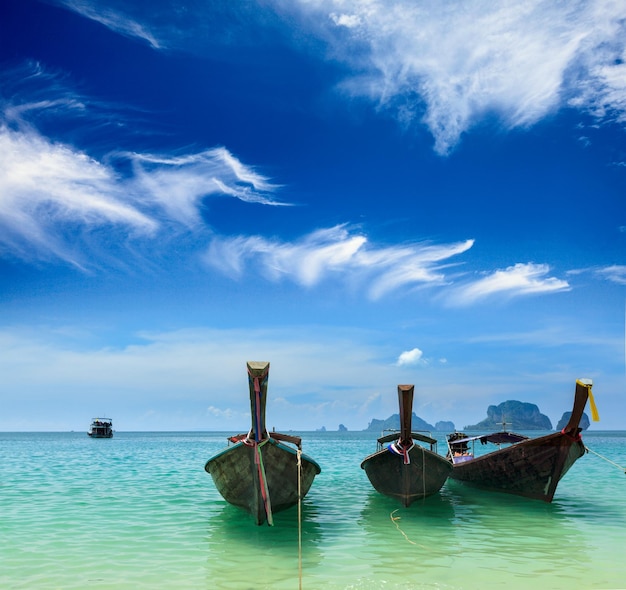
<box><xmin>556</xmin><ymin>411</ymin><xmax>590</xmax><ymax>431</ymax></box>
<box><xmin>464</xmin><ymin>400</ymin><xmax>552</xmax><ymax>430</ymax></box>
<box><xmin>434</xmin><ymin>420</ymin><xmax>455</xmax><ymax>432</ymax></box>
<box><xmin>364</xmin><ymin>412</ymin><xmax>454</xmax><ymax>433</ymax></box>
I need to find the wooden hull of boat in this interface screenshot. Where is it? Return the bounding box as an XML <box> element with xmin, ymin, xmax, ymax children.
<box><xmin>449</xmin><ymin>431</ymin><xmax>585</xmax><ymax>502</ymax></box>
<box><xmin>361</xmin><ymin>447</ymin><xmax>452</xmax><ymax>506</ymax></box>
<box><xmin>205</xmin><ymin>438</ymin><xmax>321</xmax><ymax>525</ymax></box>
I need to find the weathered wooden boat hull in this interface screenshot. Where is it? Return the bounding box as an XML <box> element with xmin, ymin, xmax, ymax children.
<box><xmin>205</xmin><ymin>438</ymin><xmax>321</xmax><ymax>524</ymax></box>
<box><xmin>361</xmin><ymin>447</ymin><xmax>452</xmax><ymax>506</ymax></box>
<box><xmin>361</xmin><ymin>384</ymin><xmax>452</xmax><ymax>506</ymax></box>
<box><xmin>205</xmin><ymin>361</ymin><xmax>320</xmax><ymax>525</ymax></box>
<box><xmin>449</xmin><ymin>431</ymin><xmax>585</xmax><ymax>502</ymax></box>
<box><xmin>449</xmin><ymin>379</ymin><xmax>594</xmax><ymax>502</ymax></box>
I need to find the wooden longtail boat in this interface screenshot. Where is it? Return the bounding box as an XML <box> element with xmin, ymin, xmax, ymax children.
<box><xmin>361</xmin><ymin>385</ymin><xmax>453</xmax><ymax>506</ymax></box>
<box><xmin>204</xmin><ymin>361</ymin><xmax>321</xmax><ymax>525</ymax></box>
<box><xmin>446</xmin><ymin>379</ymin><xmax>598</xmax><ymax>502</ymax></box>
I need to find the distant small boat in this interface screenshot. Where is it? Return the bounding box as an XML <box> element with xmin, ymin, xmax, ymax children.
<box><xmin>204</xmin><ymin>361</ymin><xmax>321</xmax><ymax>525</ymax></box>
<box><xmin>361</xmin><ymin>385</ymin><xmax>452</xmax><ymax>506</ymax></box>
<box><xmin>446</xmin><ymin>379</ymin><xmax>597</xmax><ymax>502</ymax></box>
<box><xmin>88</xmin><ymin>418</ymin><xmax>113</xmax><ymax>438</ymax></box>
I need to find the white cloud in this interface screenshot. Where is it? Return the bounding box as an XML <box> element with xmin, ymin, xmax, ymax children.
<box><xmin>595</xmin><ymin>265</ymin><xmax>626</xmax><ymax>285</ymax></box>
<box><xmin>54</xmin><ymin>0</ymin><xmax>161</xmax><ymax>49</ymax></box>
<box><xmin>290</xmin><ymin>0</ymin><xmax>626</xmax><ymax>153</ymax></box>
<box><xmin>329</xmin><ymin>13</ymin><xmax>361</xmax><ymax>28</ymax></box>
<box><xmin>448</xmin><ymin>262</ymin><xmax>570</xmax><ymax>306</ymax></box>
<box><xmin>51</xmin><ymin>1</ymin><xmax>626</xmax><ymax>153</ymax></box>
<box><xmin>0</xmin><ymin>87</ymin><xmax>282</xmax><ymax>266</ymax></box>
<box><xmin>204</xmin><ymin>225</ymin><xmax>474</xmax><ymax>299</ymax></box>
<box><xmin>126</xmin><ymin>147</ymin><xmax>284</xmax><ymax>228</ymax></box>
<box><xmin>0</xmin><ymin>124</ymin><xmax>157</xmax><ymax>266</ymax></box>
<box><xmin>396</xmin><ymin>348</ymin><xmax>423</xmax><ymax>366</ymax></box>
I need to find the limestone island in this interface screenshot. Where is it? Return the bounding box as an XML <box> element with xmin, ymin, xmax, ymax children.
<box><xmin>556</xmin><ymin>411</ymin><xmax>590</xmax><ymax>431</ymax></box>
<box><xmin>464</xmin><ymin>400</ymin><xmax>552</xmax><ymax>430</ymax></box>
<box><xmin>364</xmin><ymin>412</ymin><xmax>454</xmax><ymax>433</ymax></box>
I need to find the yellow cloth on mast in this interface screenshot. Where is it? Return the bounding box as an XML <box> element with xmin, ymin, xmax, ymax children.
<box><xmin>577</xmin><ymin>379</ymin><xmax>600</xmax><ymax>422</ymax></box>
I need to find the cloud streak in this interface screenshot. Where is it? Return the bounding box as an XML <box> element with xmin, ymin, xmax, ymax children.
<box><xmin>206</xmin><ymin>228</ymin><xmax>579</xmax><ymax>304</ymax></box>
<box><xmin>594</xmin><ymin>265</ymin><xmax>626</xmax><ymax>285</ymax></box>
<box><xmin>0</xmin><ymin>64</ymin><xmax>584</xmax><ymax>306</ymax></box>
<box><xmin>0</xmin><ymin>75</ymin><xmax>283</xmax><ymax>266</ymax></box>
<box><xmin>49</xmin><ymin>1</ymin><xmax>626</xmax><ymax>154</ymax></box>
<box><xmin>0</xmin><ymin>124</ymin><xmax>157</xmax><ymax>266</ymax></box>
<box><xmin>205</xmin><ymin>225</ymin><xmax>475</xmax><ymax>299</ymax></box>
<box><xmin>304</xmin><ymin>0</ymin><xmax>626</xmax><ymax>153</ymax></box>
<box><xmin>447</xmin><ymin>263</ymin><xmax>571</xmax><ymax>306</ymax></box>
<box><xmin>53</xmin><ymin>0</ymin><xmax>161</xmax><ymax>49</ymax></box>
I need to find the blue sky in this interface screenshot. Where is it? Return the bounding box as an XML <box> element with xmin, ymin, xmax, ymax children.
<box><xmin>1</xmin><ymin>0</ymin><xmax>624</xmax><ymax>432</ymax></box>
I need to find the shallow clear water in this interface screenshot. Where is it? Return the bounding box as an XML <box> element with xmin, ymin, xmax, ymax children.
<box><xmin>1</xmin><ymin>430</ymin><xmax>624</xmax><ymax>589</ymax></box>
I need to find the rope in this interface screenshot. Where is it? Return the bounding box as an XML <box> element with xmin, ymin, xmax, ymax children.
<box><xmin>297</xmin><ymin>448</ymin><xmax>303</xmax><ymax>590</ymax></box>
<box><xmin>585</xmin><ymin>446</ymin><xmax>626</xmax><ymax>473</ymax></box>
<box><xmin>390</xmin><ymin>509</ymin><xmax>416</xmax><ymax>544</ymax></box>
<box><xmin>246</xmin><ymin>366</ymin><xmax>273</xmax><ymax>525</ymax></box>
<box><xmin>253</xmin><ymin>440</ymin><xmax>274</xmax><ymax>525</ymax></box>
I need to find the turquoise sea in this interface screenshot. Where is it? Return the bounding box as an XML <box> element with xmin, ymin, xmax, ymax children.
<box><xmin>1</xmin><ymin>430</ymin><xmax>625</xmax><ymax>590</ymax></box>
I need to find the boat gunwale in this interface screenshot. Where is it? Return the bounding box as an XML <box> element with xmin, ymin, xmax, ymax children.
<box><xmin>205</xmin><ymin>436</ymin><xmax>321</xmax><ymax>474</ymax></box>
<box><xmin>360</xmin><ymin>443</ymin><xmax>452</xmax><ymax>470</ymax></box>
<box><xmin>449</xmin><ymin>429</ymin><xmax>581</xmax><ymax>469</ymax></box>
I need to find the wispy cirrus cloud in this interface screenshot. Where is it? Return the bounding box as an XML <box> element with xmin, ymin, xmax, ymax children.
<box><xmin>594</xmin><ymin>265</ymin><xmax>626</xmax><ymax>285</ymax></box>
<box><xmin>204</xmin><ymin>225</ymin><xmax>475</xmax><ymax>299</ymax></box>
<box><xmin>205</xmin><ymin>228</ymin><xmax>575</xmax><ymax>304</ymax></box>
<box><xmin>0</xmin><ymin>124</ymin><xmax>157</xmax><ymax>267</ymax></box>
<box><xmin>568</xmin><ymin>264</ymin><xmax>626</xmax><ymax>286</ymax></box>
<box><xmin>0</xmin><ymin>124</ymin><xmax>281</xmax><ymax>266</ymax></box>
<box><xmin>52</xmin><ymin>0</ymin><xmax>161</xmax><ymax>49</ymax></box>
<box><xmin>307</xmin><ymin>0</ymin><xmax>626</xmax><ymax>153</ymax></box>
<box><xmin>446</xmin><ymin>262</ymin><xmax>570</xmax><ymax>306</ymax></box>
<box><xmin>122</xmin><ymin>148</ymin><xmax>284</xmax><ymax>229</ymax></box>
<box><xmin>50</xmin><ymin>1</ymin><xmax>626</xmax><ymax>154</ymax></box>
<box><xmin>0</xmin><ymin>69</ymin><xmax>283</xmax><ymax>267</ymax></box>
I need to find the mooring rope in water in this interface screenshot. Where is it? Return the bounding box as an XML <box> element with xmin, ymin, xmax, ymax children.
<box><xmin>297</xmin><ymin>448</ymin><xmax>303</xmax><ymax>590</ymax></box>
<box><xmin>390</xmin><ymin>509</ymin><xmax>416</xmax><ymax>545</ymax></box>
<box><xmin>585</xmin><ymin>445</ymin><xmax>626</xmax><ymax>474</ymax></box>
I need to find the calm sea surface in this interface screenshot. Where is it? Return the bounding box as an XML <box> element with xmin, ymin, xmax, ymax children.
<box><xmin>1</xmin><ymin>430</ymin><xmax>625</xmax><ymax>589</ymax></box>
